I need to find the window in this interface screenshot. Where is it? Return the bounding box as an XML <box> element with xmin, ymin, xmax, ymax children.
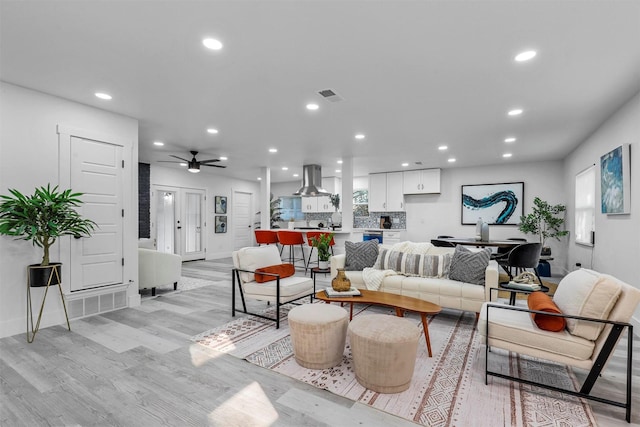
<box><xmin>353</xmin><ymin>189</ymin><xmax>369</xmax><ymax>217</ymax></box>
<box><xmin>575</xmin><ymin>165</ymin><xmax>595</xmax><ymax>246</ymax></box>
<box><xmin>279</xmin><ymin>196</ymin><xmax>304</xmax><ymax>221</ymax></box>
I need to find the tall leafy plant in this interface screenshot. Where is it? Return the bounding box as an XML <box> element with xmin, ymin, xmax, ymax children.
<box><xmin>518</xmin><ymin>197</ymin><xmax>568</xmax><ymax>248</ymax></box>
<box><xmin>0</xmin><ymin>184</ymin><xmax>96</xmax><ymax>265</ymax></box>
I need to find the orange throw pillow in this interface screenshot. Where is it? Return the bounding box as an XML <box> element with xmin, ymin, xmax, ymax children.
<box><xmin>255</xmin><ymin>263</ymin><xmax>295</xmax><ymax>283</ymax></box>
<box><xmin>527</xmin><ymin>291</ymin><xmax>566</xmax><ymax>332</ymax></box>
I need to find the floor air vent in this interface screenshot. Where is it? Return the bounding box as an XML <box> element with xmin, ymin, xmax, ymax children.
<box><xmin>68</xmin><ymin>290</ymin><xmax>127</xmax><ymax>319</ymax></box>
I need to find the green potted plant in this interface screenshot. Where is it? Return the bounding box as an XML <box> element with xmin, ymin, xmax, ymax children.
<box><xmin>310</xmin><ymin>232</ymin><xmax>334</xmax><ymax>269</ymax></box>
<box><xmin>518</xmin><ymin>197</ymin><xmax>568</xmax><ymax>255</ymax></box>
<box><xmin>0</xmin><ymin>184</ymin><xmax>96</xmax><ymax>287</ymax></box>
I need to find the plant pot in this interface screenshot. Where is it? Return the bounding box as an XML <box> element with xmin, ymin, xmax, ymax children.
<box><xmin>318</xmin><ymin>260</ymin><xmax>329</xmax><ymax>270</ymax></box>
<box><xmin>28</xmin><ymin>263</ymin><xmax>62</xmax><ymax>287</ymax></box>
<box><xmin>541</xmin><ymin>247</ymin><xmax>552</xmax><ymax>256</ymax></box>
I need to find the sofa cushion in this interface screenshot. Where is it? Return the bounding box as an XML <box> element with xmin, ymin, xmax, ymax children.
<box><xmin>528</xmin><ymin>291</ymin><xmax>565</xmax><ymax>332</ymax></box>
<box><xmin>243</xmin><ymin>276</ymin><xmax>313</xmax><ymax>299</ymax></box>
<box><xmin>553</xmin><ymin>269</ymin><xmax>622</xmax><ymax>340</ymax></box>
<box><xmin>390</xmin><ymin>241</ymin><xmax>433</xmax><ymax>254</ymax></box>
<box><xmin>345</xmin><ymin>239</ymin><xmax>379</xmax><ymax>271</ymax></box>
<box><xmin>375</xmin><ymin>249</ymin><xmax>451</xmax><ymax>278</ymax></box>
<box><xmin>255</xmin><ymin>263</ymin><xmax>295</xmax><ymax>283</ymax></box>
<box><xmin>448</xmin><ymin>245</ymin><xmax>491</xmax><ymax>285</ymax></box>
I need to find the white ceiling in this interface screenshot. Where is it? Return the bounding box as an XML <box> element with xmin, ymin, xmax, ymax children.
<box><xmin>2</xmin><ymin>1</ymin><xmax>639</xmax><ymax>183</ymax></box>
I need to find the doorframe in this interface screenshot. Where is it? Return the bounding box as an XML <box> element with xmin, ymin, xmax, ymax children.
<box><xmin>232</xmin><ymin>190</ymin><xmax>255</xmax><ymax>250</ymax></box>
<box><xmin>57</xmin><ymin>125</ymin><xmax>136</xmax><ymax>300</ymax></box>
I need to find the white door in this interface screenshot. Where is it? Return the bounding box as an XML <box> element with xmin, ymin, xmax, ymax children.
<box><xmin>70</xmin><ymin>137</ymin><xmax>124</xmax><ymax>291</ymax></box>
<box><xmin>152</xmin><ymin>186</ymin><xmax>205</xmax><ymax>261</ymax></box>
<box><xmin>233</xmin><ymin>191</ymin><xmax>253</xmax><ymax>250</ymax></box>
<box><xmin>180</xmin><ymin>188</ymin><xmax>206</xmax><ymax>261</ymax></box>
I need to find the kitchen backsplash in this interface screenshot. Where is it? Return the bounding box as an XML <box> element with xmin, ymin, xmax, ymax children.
<box><xmin>304</xmin><ymin>211</ymin><xmax>406</xmax><ymax>229</ymax></box>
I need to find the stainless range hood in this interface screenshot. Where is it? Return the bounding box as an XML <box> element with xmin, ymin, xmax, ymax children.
<box><xmin>293</xmin><ymin>164</ymin><xmax>331</xmax><ymax>196</ymax></box>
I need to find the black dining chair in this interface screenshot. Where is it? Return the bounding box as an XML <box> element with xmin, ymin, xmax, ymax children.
<box><xmin>433</xmin><ymin>236</ymin><xmax>456</xmax><ymax>247</ymax></box>
<box><xmin>491</xmin><ymin>238</ymin><xmax>527</xmax><ymax>261</ymax></box>
<box><xmin>498</xmin><ymin>242</ymin><xmax>544</xmax><ymax>286</ymax></box>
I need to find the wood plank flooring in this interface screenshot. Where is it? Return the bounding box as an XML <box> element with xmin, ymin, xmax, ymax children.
<box><xmin>1</xmin><ymin>258</ymin><xmax>638</xmax><ymax>426</ymax></box>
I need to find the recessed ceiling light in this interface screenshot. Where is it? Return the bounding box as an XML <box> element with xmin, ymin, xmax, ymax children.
<box><xmin>179</xmin><ymin>163</ymin><xmax>187</xmax><ymax>167</ymax></box>
<box><xmin>504</xmin><ymin>137</ymin><xmax>516</xmax><ymax>143</ymax></box>
<box><xmin>337</xmin><ymin>160</ymin><xmax>343</xmax><ymax>164</ymax></box>
<box><xmin>306</xmin><ymin>103</ymin><xmax>319</xmax><ymax>111</ymax></box>
<box><xmin>508</xmin><ymin>108</ymin><xmax>523</xmax><ymax>116</ymax></box>
<box><xmin>257</xmin><ymin>177</ymin><xmax>262</xmax><ymax>181</ymax></box>
<box><xmin>503</xmin><ymin>153</ymin><xmax>513</xmax><ymax>158</ymax></box>
<box><xmin>438</xmin><ymin>145</ymin><xmax>448</xmax><ymax>151</ymax></box>
<box><xmin>207</xmin><ymin>128</ymin><xmax>218</xmax><ymax>134</ymax></box>
<box><xmin>448</xmin><ymin>158</ymin><xmax>456</xmax><ymax>163</ymax></box>
<box><xmin>401</xmin><ymin>163</ymin><xmax>409</xmax><ymax>167</ymax></box>
<box><xmin>95</xmin><ymin>92</ymin><xmax>112</xmax><ymax>100</ymax></box>
<box><xmin>293</xmin><ymin>173</ymin><xmax>299</xmax><ymax>177</ymax></box>
<box><xmin>219</xmin><ymin>156</ymin><xmax>228</xmax><ymax>161</ymax></box>
<box><xmin>335</xmin><ymin>169</ymin><xmax>341</xmax><ymax>173</ymax></box>
<box><xmin>282</xmin><ymin>167</ymin><xmax>288</xmax><ymax>171</ymax></box>
<box><xmin>153</xmin><ymin>141</ymin><xmax>164</xmax><ymax>146</ymax></box>
<box><xmin>354</xmin><ymin>133</ymin><xmax>365</xmax><ymax>140</ymax></box>
<box><xmin>515</xmin><ymin>50</ymin><xmax>537</xmax><ymax>62</ymax></box>
<box><xmin>269</xmin><ymin>148</ymin><xmax>278</xmax><ymax>153</ymax></box>
<box><xmin>202</xmin><ymin>38</ymin><xmax>223</xmax><ymax>50</ymax></box>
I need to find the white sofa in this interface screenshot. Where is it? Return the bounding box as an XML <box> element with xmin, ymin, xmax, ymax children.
<box><xmin>330</xmin><ymin>244</ymin><xmax>499</xmax><ymax>314</ymax></box>
<box><xmin>138</xmin><ymin>246</ymin><xmax>182</xmax><ymax>296</ymax></box>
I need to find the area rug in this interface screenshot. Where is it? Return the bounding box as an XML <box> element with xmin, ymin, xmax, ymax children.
<box><xmin>191</xmin><ymin>304</ymin><xmax>596</xmax><ymax>427</ymax></box>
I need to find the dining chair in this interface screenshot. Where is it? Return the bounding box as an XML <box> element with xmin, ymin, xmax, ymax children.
<box><xmin>276</xmin><ymin>230</ymin><xmax>308</xmax><ymax>271</ymax></box>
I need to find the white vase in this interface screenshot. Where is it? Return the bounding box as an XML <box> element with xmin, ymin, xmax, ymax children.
<box><xmin>331</xmin><ymin>211</ymin><xmax>342</xmax><ymax>226</ymax></box>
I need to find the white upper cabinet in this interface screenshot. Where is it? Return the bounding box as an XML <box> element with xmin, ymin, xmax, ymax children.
<box><xmin>369</xmin><ymin>172</ymin><xmax>405</xmax><ymax>212</ymax></box>
<box><xmin>302</xmin><ymin>176</ymin><xmax>340</xmax><ymax>213</ymax></box>
<box><xmin>403</xmin><ymin>168</ymin><xmax>441</xmax><ymax>194</ymax></box>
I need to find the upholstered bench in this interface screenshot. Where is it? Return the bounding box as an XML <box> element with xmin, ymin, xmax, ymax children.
<box><xmin>348</xmin><ymin>314</ymin><xmax>420</xmax><ymax>393</ymax></box>
<box><xmin>288</xmin><ymin>303</ymin><xmax>349</xmax><ymax>369</ymax></box>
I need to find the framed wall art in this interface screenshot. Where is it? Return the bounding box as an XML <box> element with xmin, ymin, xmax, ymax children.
<box><xmin>600</xmin><ymin>144</ymin><xmax>630</xmax><ymax>214</ymax></box>
<box><xmin>215</xmin><ymin>215</ymin><xmax>227</xmax><ymax>233</ymax></box>
<box><xmin>215</xmin><ymin>196</ymin><xmax>227</xmax><ymax>214</ymax></box>
<box><xmin>461</xmin><ymin>182</ymin><xmax>524</xmax><ymax>225</ymax></box>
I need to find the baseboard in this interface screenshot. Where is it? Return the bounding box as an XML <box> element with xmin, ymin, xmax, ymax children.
<box><xmin>206</xmin><ymin>251</ymin><xmax>232</xmax><ymax>260</ymax></box>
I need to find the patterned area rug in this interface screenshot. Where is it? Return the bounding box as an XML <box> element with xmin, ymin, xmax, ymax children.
<box><xmin>191</xmin><ymin>304</ymin><xmax>596</xmax><ymax>427</ymax></box>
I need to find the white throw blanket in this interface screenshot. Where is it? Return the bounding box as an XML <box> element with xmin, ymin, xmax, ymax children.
<box><xmin>362</xmin><ymin>267</ymin><xmax>397</xmax><ymax>291</ymax></box>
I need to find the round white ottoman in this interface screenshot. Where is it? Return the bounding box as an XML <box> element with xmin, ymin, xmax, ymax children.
<box><xmin>288</xmin><ymin>303</ymin><xmax>349</xmax><ymax>369</ymax></box>
<box><xmin>348</xmin><ymin>314</ymin><xmax>420</xmax><ymax>393</ymax></box>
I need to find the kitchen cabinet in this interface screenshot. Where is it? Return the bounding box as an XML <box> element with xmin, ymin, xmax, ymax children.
<box><xmin>403</xmin><ymin>168</ymin><xmax>441</xmax><ymax>194</ymax></box>
<box><xmin>383</xmin><ymin>230</ymin><xmax>405</xmax><ymax>245</ymax></box>
<box><xmin>369</xmin><ymin>172</ymin><xmax>404</xmax><ymax>212</ymax></box>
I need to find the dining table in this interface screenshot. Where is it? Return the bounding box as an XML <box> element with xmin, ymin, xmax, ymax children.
<box><xmin>430</xmin><ymin>237</ymin><xmax>524</xmax><ymax>249</ymax></box>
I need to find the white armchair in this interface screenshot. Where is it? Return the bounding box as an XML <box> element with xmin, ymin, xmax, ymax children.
<box><xmin>232</xmin><ymin>245</ymin><xmax>314</xmax><ymax>328</ymax></box>
<box><xmin>138</xmin><ymin>248</ymin><xmax>182</xmax><ymax>296</ymax></box>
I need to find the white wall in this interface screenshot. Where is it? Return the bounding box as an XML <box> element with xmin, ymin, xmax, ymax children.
<box><xmin>563</xmin><ymin>91</ymin><xmax>639</xmax><ymax>327</ymax></box>
<box><xmin>0</xmin><ymin>82</ymin><xmax>139</xmax><ymax>338</ymax></box>
<box><xmin>150</xmin><ymin>165</ymin><xmax>260</xmax><ymax>258</ymax></box>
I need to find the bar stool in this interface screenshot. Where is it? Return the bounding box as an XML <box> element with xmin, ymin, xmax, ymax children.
<box><xmin>277</xmin><ymin>230</ymin><xmax>307</xmax><ymax>270</ymax></box>
<box><xmin>306</xmin><ymin>231</ymin><xmax>335</xmax><ymax>269</ymax></box>
<box><xmin>255</xmin><ymin>230</ymin><xmax>279</xmax><ymax>246</ymax></box>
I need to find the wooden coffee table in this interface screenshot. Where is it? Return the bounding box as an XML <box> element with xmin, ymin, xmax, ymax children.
<box><xmin>315</xmin><ymin>289</ymin><xmax>442</xmax><ymax>357</ymax></box>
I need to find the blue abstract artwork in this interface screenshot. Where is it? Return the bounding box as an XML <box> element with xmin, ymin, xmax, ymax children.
<box><xmin>600</xmin><ymin>144</ymin><xmax>630</xmax><ymax>214</ymax></box>
<box><xmin>461</xmin><ymin>182</ymin><xmax>524</xmax><ymax>225</ymax></box>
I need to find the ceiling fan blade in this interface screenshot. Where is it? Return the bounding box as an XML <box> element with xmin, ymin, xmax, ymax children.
<box><xmin>199</xmin><ymin>158</ymin><xmax>221</xmax><ymax>163</ymax></box>
<box><xmin>201</xmin><ymin>163</ymin><xmax>227</xmax><ymax>168</ymax></box>
<box><xmin>169</xmin><ymin>155</ymin><xmax>190</xmax><ymax>162</ymax></box>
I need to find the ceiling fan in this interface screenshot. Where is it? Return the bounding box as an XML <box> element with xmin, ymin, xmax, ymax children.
<box><xmin>159</xmin><ymin>150</ymin><xmax>226</xmax><ymax>173</ymax></box>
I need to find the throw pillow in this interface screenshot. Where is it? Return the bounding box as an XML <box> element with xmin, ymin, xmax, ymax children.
<box><xmin>376</xmin><ymin>248</ymin><xmax>451</xmax><ymax>278</ymax></box>
<box><xmin>553</xmin><ymin>269</ymin><xmax>622</xmax><ymax>340</ymax></box>
<box><xmin>345</xmin><ymin>239</ymin><xmax>379</xmax><ymax>271</ymax></box>
<box><xmin>527</xmin><ymin>291</ymin><xmax>566</xmax><ymax>332</ymax></box>
<box><xmin>254</xmin><ymin>263</ymin><xmax>295</xmax><ymax>283</ymax></box>
<box><xmin>448</xmin><ymin>245</ymin><xmax>491</xmax><ymax>285</ymax></box>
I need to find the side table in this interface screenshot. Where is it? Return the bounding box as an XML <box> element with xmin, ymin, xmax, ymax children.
<box><xmin>492</xmin><ymin>282</ymin><xmax>550</xmax><ymax>305</ymax></box>
<box><xmin>310</xmin><ymin>267</ymin><xmax>331</xmax><ymax>299</ymax></box>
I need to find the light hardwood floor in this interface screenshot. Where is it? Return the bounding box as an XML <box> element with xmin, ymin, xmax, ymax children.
<box><xmin>1</xmin><ymin>258</ymin><xmax>638</xmax><ymax>426</ymax></box>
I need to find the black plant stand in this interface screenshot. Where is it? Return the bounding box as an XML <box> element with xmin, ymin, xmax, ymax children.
<box><xmin>26</xmin><ymin>264</ymin><xmax>71</xmax><ymax>343</ymax></box>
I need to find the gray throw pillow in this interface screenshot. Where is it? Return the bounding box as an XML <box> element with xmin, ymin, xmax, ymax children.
<box><xmin>448</xmin><ymin>245</ymin><xmax>491</xmax><ymax>285</ymax></box>
<box><xmin>344</xmin><ymin>239</ymin><xmax>379</xmax><ymax>271</ymax></box>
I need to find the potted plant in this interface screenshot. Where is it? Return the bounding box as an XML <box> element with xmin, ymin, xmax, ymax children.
<box><xmin>311</xmin><ymin>232</ymin><xmax>334</xmax><ymax>269</ymax></box>
<box><xmin>518</xmin><ymin>197</ymin><xmax>568</xmax><ymax>255</ymax></box>
<box><xmin>0</xmin><ymin>184</ymin><xmax>96</xmax><ymax>287</ymax></box>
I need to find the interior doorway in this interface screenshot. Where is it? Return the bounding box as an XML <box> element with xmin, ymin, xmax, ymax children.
<box><xmin>152</xmin><ymin>185</ymin><xmax>206</xmax><ymax>261</ymax></box>
<box><xmin>233</xmin><ymin>191</ymin><xmax>253</xmax><ymax>250</ymax></box>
